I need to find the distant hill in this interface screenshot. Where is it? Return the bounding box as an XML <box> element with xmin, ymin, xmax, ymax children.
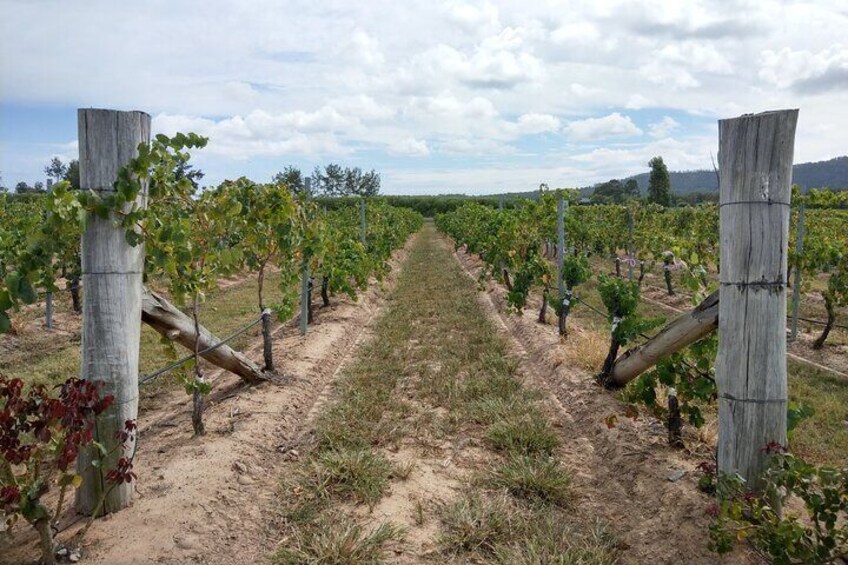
<box><xmin>627</xmin><ymin>156</ymin><xmax>848</xmax><ymax>195</ymax></box>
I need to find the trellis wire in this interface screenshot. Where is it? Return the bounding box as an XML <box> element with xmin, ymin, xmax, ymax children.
<box><xmin>138</xmin><ymin>315</ymin><xmax>265</xmax><ymax>385</ymax></box>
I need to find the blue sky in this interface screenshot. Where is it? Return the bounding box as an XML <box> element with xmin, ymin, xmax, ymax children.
<box><xmin>2</xmin><ymin>1</ymin><xmax>846</xmax><ymax>194</ymax></box>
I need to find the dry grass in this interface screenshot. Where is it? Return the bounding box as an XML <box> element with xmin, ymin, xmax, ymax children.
<box><xmin>483</xmin><ymin>455</ymin><xmax>573</xmax><ymax>507</ymax></box>
<box><xmin>272</xmin><ymin>515</ymin><xmax>404</xmax><ymax>565</ymax></box>
<box><xmin>556</xmin><ymin>327</ymin><xmax>608</xmax><ymax>374</ymax></box>
<box><xmin>438</xmin><ymin>493</ymin><xmax>616</xmax><ymax>564</ymax></box>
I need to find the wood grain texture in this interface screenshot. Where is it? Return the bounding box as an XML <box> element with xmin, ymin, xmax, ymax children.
<box><xmin>610</xmin><ymin>290</ymin><xmax>718</xmax><ymax>386</ymax></box>
<box><xmin>716</xmin><ymin>109</ymin><xmax>798</xmax><ymax>491</ymax></box>
<box><xmin>141</xmin><ymin>287</ymin><xmax>266</xmax><ymax>382</ymax></box>
<box><xmin>76</xmin><ymin>109</ymin><xmax>150</xmax><ymax>515</ymax></box>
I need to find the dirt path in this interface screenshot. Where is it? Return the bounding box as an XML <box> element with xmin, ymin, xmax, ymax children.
<box><xmin>1</xmin><ymin>235</ymin><xmax>417</xmax><ymax>565</ymax></box>
<box><xmin>275</xmin><ymin>223</ymin><xmax>730</xmax><ymax>563</ymax></box>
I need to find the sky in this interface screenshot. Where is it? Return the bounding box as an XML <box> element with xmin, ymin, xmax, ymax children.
<box><xmin>1</xmin><ymin>0</ymin><xmax>847</xmax><ymax>195</ymax></box>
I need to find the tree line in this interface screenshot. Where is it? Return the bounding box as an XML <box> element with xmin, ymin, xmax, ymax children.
<box><xmin>273</xmin><ymin>164</ymin><xmax>380</xmax><ymax>196</ymax></box>
<box><xmin>589</xmin><ymin>156</ymin><xmax>673</xmax><ymax>205</ymax></box>
<box><xmin>1</xmin><ymin>159</ymin><xmax>380</xmax><ymax>198</ymax></box>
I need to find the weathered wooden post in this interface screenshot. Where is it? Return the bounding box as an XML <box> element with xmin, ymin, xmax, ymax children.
<box><xmin>300</xmin><ymin>260</ymin><xmax>309</xmax><ymax>336</ymax></box>
<box><xmin>261</xmin><ymin>307</ymin><xmax>273</xmax><ymax>371</ymax></box>
<box><xmin>76</xmin><ymin>109</ymin><xmax>150</xmax><ymax>515</ymax></box>
<box><xmin>45</xmin><ymin>292</ymin><xmax>53</xmax><ymax>329</ymax></box>
<box><xmin>717</xmin><ymin>109</ymin><xmax>797</xmax><ymax>492</ymax></box>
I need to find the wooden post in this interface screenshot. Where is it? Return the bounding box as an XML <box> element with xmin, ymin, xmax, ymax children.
<box><xmin>610</xmin><ymin>290</ymin><xmax>718</xmax><ymax>386</ymax></box>
<box><xmin>668</xmin><ymin>388</ymin><xmax>683</xmax><ymax>448</ymax></box>
<box><xmin>141</xmin><ymin>288</ymin><xmax>267</xmax><ymax>382</ymax></box>
<box><xmin>790</xmin><ymin>202</ymin><xmax>805</xmax><ymax>341</ymax></box>
<box><xmin>300</xmin><ymin>261</ymin><xmax>309</xmax><ymax>336</ymax></box>
<box><xmin>45</xmin><ymin>292</ymin><xmax>53</xmax><ymax>329</ymax></box>
<box><xmin>717</xmin><ymin>109</ymin><xmax>797</xmax><ymax>492</ymax></box>
<box><xmin>75</xmin><ymin>109</ymin><xmax>150</xmax><ymax>515</ymax></box>
<box><xmin>261</xmin><ymin>308</ymin><xmax>273</xmax><ymax>371</ymax></box>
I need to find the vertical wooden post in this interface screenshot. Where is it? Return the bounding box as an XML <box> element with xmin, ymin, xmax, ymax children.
<box><xmin>45</xmin><ymin>292</ymin><xmax>53</xmax><ymax>329</ymax></box>
<box><xmin>75</xmin><ymin>109</ymin><xmax>150</xmax><ymax>515</ymax></box>
<box><xmin>790</xmin><ymin>202</ymin><xmax>805</xmax><ymax>341</ymax></box>
<box><xmin>717</xmin><ymin>109</ymin><xmax>797</xmax><ymax>492</ymax></box>
<box><xmin>300</xmin><ymin>261</ymin><xmax>309</xmax><ymax>336</ymax></box>
<box><xmin>261</xmin><ymin>308</ymin><xmax>273</xmax><ymax>371</ymax></box>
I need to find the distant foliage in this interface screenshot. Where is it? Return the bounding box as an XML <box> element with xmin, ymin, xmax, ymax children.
<box><xmin>647</xmin><ymin>156</ymin><xmax>672</xmax><ymax>206</ymax></box>
<box><xmin>309</xmin><ymin>163</ymin><xmax>380</xmax><ymax>197</ymax></box>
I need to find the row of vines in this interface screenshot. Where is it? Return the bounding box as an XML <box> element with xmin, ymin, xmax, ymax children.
<box><xmin>0</xmin><ymin>133</ymin><xmax>422</xmax><ymax>563</ymax></box>
<box><xmin>436</xmin><ymin>190</ymin><xmax>848</xmax><ymax>562</ymax></box>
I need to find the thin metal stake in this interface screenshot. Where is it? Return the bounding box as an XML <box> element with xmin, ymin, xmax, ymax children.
<box><xmin>790</xmin><ymin>202</ymin><xmax>805</xmax><ymax>341</ymax></box>
<box><xmin>557</xmin><ymin>195</ymin><xmax>565</xmax><ymax>299</ymax></box>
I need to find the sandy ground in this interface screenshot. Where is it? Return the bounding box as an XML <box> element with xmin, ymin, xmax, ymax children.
<box><xmin>1</xmin><ymin>235</ymin><xmax>416</xmax><ymax>565</ymax></box>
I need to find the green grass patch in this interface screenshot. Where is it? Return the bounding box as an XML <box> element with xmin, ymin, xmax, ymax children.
<box><xmin>485</xmin><ymin>413</ymin><xmax>561</xmax><ymax>457</ymax></box>
<box><xmin>438</xmin><ymin>493</ymin><xmax>616</xmax><ymax>564</ymax></box>
<box><xmin>788</xmin><ymin>361</ymin><xmax>848</xmax><ymax>466</ymax></box>
<box><xmin>273</xmin><ymin>514</ymin><xmax>404</xmax><ymax>565</ymax></box>
<box><xmin>484</xmin><ymin>455</ymin><xmax>572</xmax><ymax>507</ymax></box>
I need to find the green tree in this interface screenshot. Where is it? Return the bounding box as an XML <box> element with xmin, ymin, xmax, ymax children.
<box><xmin>310</xmin><ymin>164</ymin><xmax>380</xmax><ymax>196</ymax></box>
<box><xmin>344</xmin><ymin>166</ymin><xmax>380</xmax><ymax>196</ymax></box>
<box><xmin>647</xmin><ymin>156</ymin><xmax>672</xmax><ymax>206</ymax></box>
<box><xmin>44</xmin><ymin>157</ymin><xmax>68</xmax><ymax>182</ymax></box>
<box><xmin>64</xmin><ymin>159</ymin><xmax>80</xmax><ymax>190</ymax></box>
<box><xmin>591</xmin><ymin>178</ymin><xmax>640</xmax><ymax>203</ymax></box>
<box><xmin>273</xmin><ymin>165</ymin><xmax>306</xmax><ymax>194</ymax></box>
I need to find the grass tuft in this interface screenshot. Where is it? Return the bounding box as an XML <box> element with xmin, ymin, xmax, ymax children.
<box><xmin>273</xmin><ymin>515</ymin><xmax>405</xmax><ymax>565</ymax></box>
<box><xmin>485</xmin><ymin>413</ymin><xmax>561</xmax><ymax>457</ymax></box>
<box><xmin>492</xmin><ymin>515</ymin><xmax>618</xmax><ymax>565</ymax></box>
<box><xmin>282</xmin><ymin>448</ymin><xmax>394</xmax><ymax>521</ymax></box>
<box><xmin>485</xmin><ymin>455</ymin><xmax>572</xmax><ymax>507</ymax></box>
<box><xmin>465</xmin><ymin>396</ymin><xmax>536</xmax><ymax>426</ymax></box>
<box><xmin>438</xmin><ymin>493</ymin><xmax>518</xmax><ymax>555</ymax></box>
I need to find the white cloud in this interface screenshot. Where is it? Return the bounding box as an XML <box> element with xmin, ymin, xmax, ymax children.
<box><xmin>564</xmin><ymin>113</ymin><xmax>643</xmax><ymax>142</ymax></box>
<box><xmin>441</xmin><ymin>1</ymin><xmax>500</xmax><ymax>34</ymax></box>
<box><xmin>2</xmin><ymin>0</ymin><xmax>848</xmax><ymax>192</ymax></box>
<box><xmin>389</xmin><ymin>137</ymin><xmax>430</xmax><ymax>157</ymax></box>
<box><xmin>152</xmin><ymin>110</ymin><xmax>352</xmax><ymax>159</ymax></box>
<box><xmin>400</xmin><ymin>27</ymin><xmax>543</xmax><ymax>91</ymax></box>
<box><xmin>648</xmin><ymin>116</ymin><xmax>680</xmax><ymax>138</ymax></box>
<box><xmin>625</xmin><ymin>94</ymin><xmax>652</xmax><ymax>109</ymax></box>
<box><xmin>760</xmin><ymin>45</ymin><xmax>848</xmax><ymax>93</ymax></box>
<box><xmin>514</xmin><ymin>113</ymin><xmax>560</xmax><ymax>135</ymax></box>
